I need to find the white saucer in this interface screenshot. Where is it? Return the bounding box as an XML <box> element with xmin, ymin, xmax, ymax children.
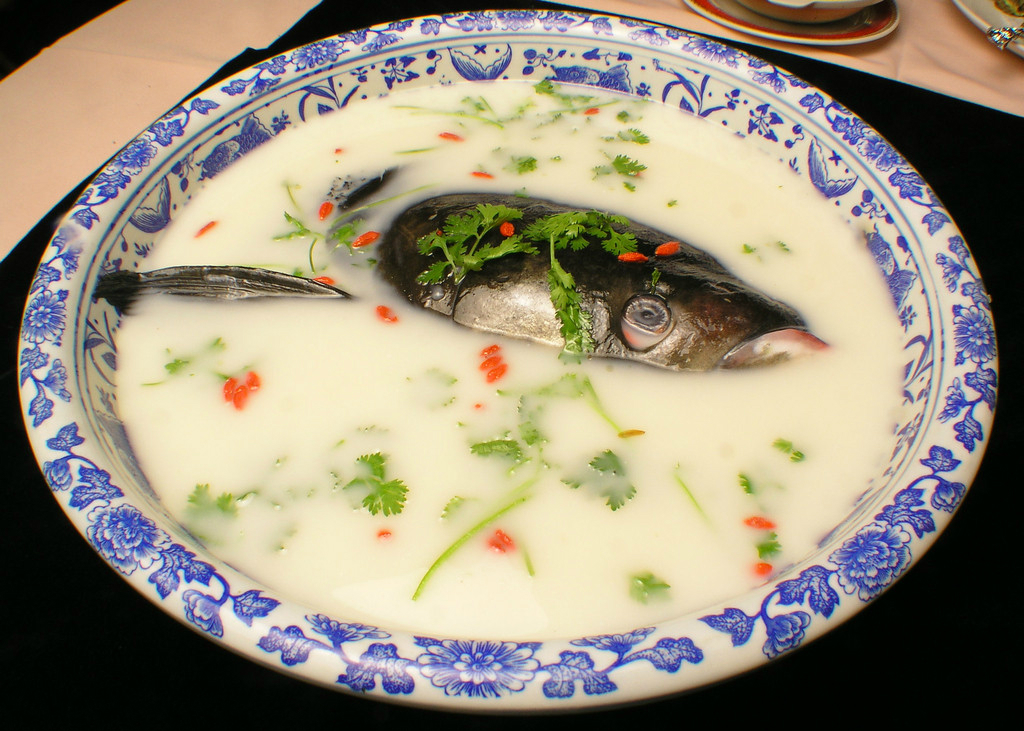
<box><xmin>681</xmin><ymin>0</ymin><xmax>899</xmax><ymax>46</ymax></box>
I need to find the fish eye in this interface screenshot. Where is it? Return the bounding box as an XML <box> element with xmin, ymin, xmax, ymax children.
<box><xmin>621</xmin><ymin>294</ymin><xmax>673</xmax><ymax>351</ymax></box>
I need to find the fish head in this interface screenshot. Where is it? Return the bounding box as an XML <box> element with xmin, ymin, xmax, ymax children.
<box><xmin>575</xmin><ymin>251</ymin><xmax>827</xmax><ymax>371</ymax></box>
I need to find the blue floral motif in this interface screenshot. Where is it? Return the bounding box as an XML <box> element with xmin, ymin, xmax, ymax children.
<box><xmin>762</xmin><ymin>611</ymin><xmax>811</xmax><ymax>659</ymax></box>
<box><xmin>496</xmin><ymin>10</ymin><xmax>535</xmax><ymax>31</ymax></box>
<box><xmin>87</xmin><ymin>503</ymin><xmax>168</xmax><ymax>575</ymax></box>
<box><xmin>415</xmin><ymin>638</ymin><xmax>541</xmax><ymax>698</ymax></box>
<box><xmin>184</xmin><ymin>590</ymin><xmax>225</xmax><ymax>636</ymax></box>
<box><xmin>290</xmin><ymin>39</ymin><xmax>344</xmax><ymax>70</ymax></box>
<box><xmin>339</xmin><ymin>643</ymin><xmax>416</xmax><ymax>694</ymax></box>
<box><xmin>655</xmin><ymin>58</ymin><xmax>739</xmax><ymax>117</ymax></box>
<box><xmin>748</xmin><ymin>103</ymin><xmax>783</xmax><ymax>141</ymax></box>
<box><xmin>831</xmin><ymin>523</ymin><xmax>912</xmax><ymax>601</ymax></box>
<box><xmin>682</xmin><ymin>37</ymin><xmax>741</xmax><ymax>67</ymax></box>
<box><xmin>22</xmin><ymin>289</ymin><xmax>67</xmax><ymax>344</ymax></box>
<box><xmin>541</xmin><ymin>628</ymin><xmax>702</xmax><ymax>698</ymax></box>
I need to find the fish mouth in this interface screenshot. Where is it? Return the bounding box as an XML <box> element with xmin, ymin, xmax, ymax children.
<box><xmin>717</xmin><ymin>328</ymin><xmax>829</xmax><ymax>369</ymax></box>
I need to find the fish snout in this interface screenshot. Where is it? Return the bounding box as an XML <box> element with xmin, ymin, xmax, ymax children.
<box><xmin>716</xmin><ymin>328</ymin><xmax>828</xmax><ymax>369</ymax></box>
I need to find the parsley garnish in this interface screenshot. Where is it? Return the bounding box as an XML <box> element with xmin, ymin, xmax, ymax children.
<box><xmin>756</xmin><ymin>532</ymin><xmax>782</xmax><ymax>559</ymax></box>
<box><xmin>618</xmin><ymin>128</ymin><xmax>650</xmax><ymax>144</ymax></box>
<box><xmin>593</xmin><ymin>153</ymin><xmax>647</xmax><ymax>179</ymax></box>
<box><xmin>471</xmin><ymin>438</ymin><xmax>526</xmax><ymax>465</ymax></box>
<box><xmin>772</xmin><ymin>438</ymin><xmax>805</xmax><ymax>462</ymax></box>
<box><xmin>563</xmin><ymin>449</ymin><xmax>637</xmax><ymax>511</ymax></box>
<box><xmin>506</xmin><ymin>155</ymin><xmax>538</xmax><ymax>174</ymax></box>
<box><xmin>415</xmin><ymin>203</ymin><xmax>536</xmax><ymax>285</ymax></box>
<box><xmin>739</xmin><ymin>473</ymin><xmax>755</xmax><ymax>494</ymax></box>
<box><xmin>630</xmin><ymin>572</ymin><xmax>671</xmax><ymax>604</ymax></box>
<box><xmin>521</xmin><ymin>210</ymin><xmax>637</xmax><ymax>355</ymax></box>
<box><xmin>187</xmin><ymin>484</ymin><xmax>238</xmax><ymax>517</ymax></box>
<box><xmin>343</xmin><ymin>452</ymin><xmax>408</xmax><ymax>516</ymax></box>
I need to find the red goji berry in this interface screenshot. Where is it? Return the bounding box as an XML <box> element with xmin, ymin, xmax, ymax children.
<box><xmin>195</xmin><ymin>221</ymin><xmax>218</xmax><ymax>238</ymax></box>
<box><xmin>617</xmin><ymin>252</ymin><xmax>649</xmax><ymax>263</ymax></box>
<box><xmin>376</xmin><ymin>305</ymin><xmax>399</xmax><ymax>323</ymax></box>
<box><xmin>471</xmin><ymin>171</ymin><xmax>494</xmax><ymax>179</ymax></box>
<box><xmin>753</xmin><ymin>562</ymin><xmax>774</xmax><ymax>578</ymax></box>
<box><xmin>480</xmin><ymin>344</ymin><xmax>501</xmax><ymax>358</ymax></box>
<box><xmin>499</xmin><ymin>221</ymin><xmax>515</xmax><ymax>237</ymax></box>
<box><xmin>486</xmin><ymin>363</ymin><xmax>508</xmax><ymax>383</ymax></box>
<box><xmin>583</xmin><ymin>107</ymin><xmax>600</xmax><ymax>115</ymax></box>
<box><xmin>377</xmin><ymin>529</ymin><xmax>393</xmax><ymax>541</ymax></box>
<box><xmin>352</xmin><ymin>231</ymin><xmax>380</xmax><ymax>248</ymax></box>
<box><xmin>231</xmin><ymin>386</ymin><xmax>250</xmax><ymax>410</ymax></box>
<box><xmin>744</xmin><ymin>516</ymin><xmax>776</xmax><ymax>530</ymax></box>
<box><xmin>480</xmin><ymin>355</ymin><xmax>503</xmax><ymax>371</ymax></box>
<box><xmin>655</xmin><ymin>241</ymin><xmax>681</xmax><ymax>257</ymax></box>
<box><xmin>312</xmin><ymin>275</ymin><xmax>335</xmax><ymax>285</ymax></box>
<box><xmin>488</xmin><ymin>529</ymin><xmax>515</xmax><ymax>553</ymax></box>
<box><xmin>318</xmin><ymin>201</ymin><xmax>334</xmax><ymax>221</ymax></box>
<box><xmin>223</xmin><ymin>377</ymin><xmax>239</xmax><ymax>402</ymax></box>
<box><xmin>334</xmin><ymin>147</ymin><xmax>344</xmax><ymax>154</ymax></box>
<box><xmin>438</xmin><ymin>132</ymin><xmax>464</xmax><ymax>141</ymax></box>
<box><xmin>244</xmin><ymin>371</ymin><xmax>261</xmax><ymax>391</ymax></box>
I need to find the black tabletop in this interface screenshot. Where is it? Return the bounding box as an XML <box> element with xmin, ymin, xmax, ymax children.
<box><xmin>3</xmin><ymin>0</ymin><xmax>1020</xmax><ymax>724</ymax></box>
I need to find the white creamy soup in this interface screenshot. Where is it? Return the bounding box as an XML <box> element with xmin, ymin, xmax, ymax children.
<box><xmin>114</xmin><ymin>82</ymin><xmax>905</xmax><ymax>639</ymax></box>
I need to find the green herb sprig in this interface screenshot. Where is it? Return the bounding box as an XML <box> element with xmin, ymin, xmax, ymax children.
<box><xmin>343</xmin><ymin>452</ymin><xmax>408</xmax><ymax>516</ymax></box>
<box><xmin>415</xmin><ymin>203</ymin><xmax>536</xmax><ymax>285</ymax></box>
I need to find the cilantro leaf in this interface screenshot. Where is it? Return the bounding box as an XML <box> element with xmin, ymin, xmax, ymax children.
<box><xmin>630</xmin><ymin>572</ymin><xmax>671</xmax><ymax>604</ymax></box>
<box><xmin>563</xmin><ymin>449</ymin><xmax>636</xmax><ymax>510</ymax></box>
<box><xmin>773</xmin><ymin>438</ymin><xmax>805</xmax><ymax>462</ymax></box>
<box><xmin>593</xmin><ymin>154</ymin><xmax>647</xmax><ymax>179</ymax></box>
<box><xmin>187</xmin><ymin>484</ymin><xmax>238</xmax><ymax>517</ymax></box>
<box><xmin>506</xmin><ymin>155</ymin><xmax>538</xmax><ymax>174</ymax></box>
<box><xmin>756</xmin><ymin>533</ymin><xmax>782</xmax><ymax>559</ymax></box>
<box><xmin>415</xmin><ymin>204</ymin><xmax>529</xmax><ymax>284</ymax></box>
<box><xmin>344</xmin><ymin>452</ymin><xmax>408</xmax><ymax>516</ymax></box>
<box><xmin>618</xmin><ymin>128</ymin><xmax>650</xmax><ymax>144</ymax></box>
<box><xmin>471</xmin><ymin>439</ymin><xmax>525</xmax><ymax>463</ymax></box>
<box><xmin>274</xmin><ymin>212</ymin><xmax>316</xmax><ymax>241</ymax></box>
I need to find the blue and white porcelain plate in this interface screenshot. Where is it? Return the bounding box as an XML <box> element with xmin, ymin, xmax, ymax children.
<box><xmin>18</xmin><ymin>10</ymin><xmax>995</xmax><ymax>711</ymax></box>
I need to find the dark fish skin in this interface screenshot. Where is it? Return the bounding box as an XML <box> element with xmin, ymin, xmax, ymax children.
<box><xmin>377</xmin><ymin>193</ymin><xmax>822</xmax><ymax>371</ymax></box>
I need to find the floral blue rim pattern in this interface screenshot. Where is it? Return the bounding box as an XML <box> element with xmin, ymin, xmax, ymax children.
<box><xmin>19</xmin><ymin>10</ymin><xmax>995</xmax><ymax>709</ymax></box>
